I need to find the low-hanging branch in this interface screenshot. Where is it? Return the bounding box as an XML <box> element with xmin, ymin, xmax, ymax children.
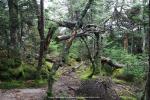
<box><xmin>56</xmin><ymin>31</ymin><xmax>89</xmax><ymax>41</ymax></box>
<box><xmin>55</xmin><ymin>31</ymin><xmax>102</xmax><ymax>41</ymax></box>
<box><xmin>56</xmin><ymin>24</ymin><xmax>105</xmax><ymax>41</ymax></box>
<box><xmin>45</xmin><ymin>56</ymin><xmax>125</xmax><ymax>69</ymax></box>
<box><xmin>49</xmin><ymin>20</ymin><xmax>76</xmax><ymax>29</ymax></box>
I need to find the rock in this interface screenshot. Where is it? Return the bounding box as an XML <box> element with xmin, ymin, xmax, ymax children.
<box><xmin>76</xmin><ymin>78</ymin><xmax>120</xmax><ymax>100</ymax></box>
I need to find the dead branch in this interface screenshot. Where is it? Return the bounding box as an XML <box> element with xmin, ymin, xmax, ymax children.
<box><xmin>101</xmin><ymin>56</ymin><xmax>125</xmax><ymax>68</ymax></box>
<box><xmin>56</xmin><ymin>32</ymin><xmax>88</xmax><ymax>41</ymax></box>
<box><xmin>46</xmin><ymin>56</ymin><xmax>125</xmax><ymax>69</ymax></box>
<box><xmin>50</xmin><ymin>20</ymin><xmax>76</xmax><ymax>29</ymax></box>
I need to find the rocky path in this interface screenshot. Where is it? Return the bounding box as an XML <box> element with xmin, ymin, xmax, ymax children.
<box><xmin>0</xmin><ymin>88</ymin><xmax>47</xmax><ymax>100</ymax></box>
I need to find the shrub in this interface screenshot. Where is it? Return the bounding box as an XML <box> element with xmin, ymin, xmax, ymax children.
<box><xmin>21</xmin><ymin>63</ymin><xmax>37</xmax><ymax>80</ymax></box>
<box><xmin>104</xmin><ymin>46</ymin><xmax>147</xmax><ymax>81</ymax></box>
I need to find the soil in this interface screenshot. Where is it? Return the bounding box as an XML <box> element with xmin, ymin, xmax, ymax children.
<box><xmin>0</xmin><ymin>88</ymin><xmax>47</xmax><ymax>100</ymax></box>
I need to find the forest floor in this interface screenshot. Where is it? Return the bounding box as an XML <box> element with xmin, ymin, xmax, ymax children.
<box><xmin>52</xmin><ymin>65</ymin><xmax>140</xmax><ymax>99</ymax></box>
<box><xmin>0</xmin><ymin>88</ymin><xmax>47</xmax><ymax>100</ymax></box>
<box><xmin>0</xmin><ymin>63</ymin><xmax>141</xmax><ymax>100</ymax></box>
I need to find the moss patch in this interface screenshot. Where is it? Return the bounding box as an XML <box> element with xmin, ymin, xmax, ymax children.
<box><xmin>0</xmin><ymin>80</ymin><xmax>47</xmax><ymax>89</ymax></box>
<box><xmin>120</xmin><ymin>96</ymin><xmax>137</xmax><ymax>100</ymax></box>
<box><xmin>113</xmin><ymin>69</ymin><xmax>135</xmax><ymax>82</ymax></box>
<box><xmin>41</xmin><ymin>62</ymin><xmax>53</xmax><ymax>79</ymax></box>
<box><xmin>80</xmin><ymin>66</ymin><xmax>93</xmax><ymax>80</ymax></box>
<box><xmin>112</xmin><ymin>78</ymin><xmax>127</xmax><ymax>84</ymax></box>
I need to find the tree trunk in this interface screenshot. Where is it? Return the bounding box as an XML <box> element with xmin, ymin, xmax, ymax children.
<box><xmin>130</xmin><ymin>31</ymin><xmax>134</xmax><ymax>53</ymax></box>
<box><xmin>142</xmin><ymin>0</ymin><xmax>146</xmax><ymax>53</ymax></box>
<box><xmin>8</xmin><ymin>0</ymin><xmax>19</xmax><ymax>49</ymax></box>
<box><xmin>144</xmin><ymin>2</ymin><xmax>150</xmax><ymax>100</ymax></box>
<box><xmin>123</xmin><ymin>33</ymin><xmax>128</xmax><ymax>51</ymax></box>
<box><xmin>37</xmin><ymin>0</ymin><xmax>45</xmax><ymax>78</ymax></box>
<box><xmin>94</xmin><ymin>34</ymin><xmax>102</xmax><ymax>74</ymax></box>
<box><xmin>47</xmin><ymin>59</ymin><xmax>62</xmax><ymax>97</ymax></box>
<box><xmin>81</xmin><ymin>37</ymin><xmax>95</xmax><ymax>78</ymax></box>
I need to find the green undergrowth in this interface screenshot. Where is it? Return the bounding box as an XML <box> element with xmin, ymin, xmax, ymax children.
<box><xmin>78</xmin><ymin>66</ymin><xmax>93</xmax><ymax>80</ymax></box>
<box><xmin>113</xmin><ymin>69</ymin><xmax>135</xmax><ymax>82</ymax></box>
<box><xmin>0</xmin><ymin>60</ymin><xmax>53</xmax><ymax>80</ymax></box>
<box><xmin>0</xmin><ymin>79</ymin><xmax>47</xmax><ymax>89</ymax></box>
<box><xmin>104</xmin><ymin>46</ymin><xmax>147</xmax><ymax>82</ymax></box>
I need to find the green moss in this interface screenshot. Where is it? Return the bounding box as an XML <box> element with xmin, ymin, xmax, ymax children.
<box><xmin>120</xmin><ymin>96</ymin><xmax>137</xmax><ymax>100</ymax></box>
<box><xmin>80</xmin><ymin>66</ymin><xmax>93</xmax><ymax>80</ymax></box>
<box><xmin>54</xmin><ymin>71</ymin><xmax>62</xmax><ymax>79</ymax></box>
<box><xmin>112</xmin><ymin>78</ymin><xmax>127</xmax><ymax>84</ymax></box>
<box><xmin>113</xmin><ymin>69</ymin><xmax>124</xmax><ymax>77</ymax></box>
<box><xmin>0</xmin><ymin>81</ymin><xmax>24</xmax><ymax>89</ymax></box>
<box><xmin>45</xmin><ymin>61</ymin><xmax>53</xmax><ymax>69</ymax></box>
<box><xmin>67</xmin><ymin>58</ymin><xmax>78</xmax><ymax>66</ymax></box>
<box><xmin>41</xmin><ymin>62</ymin><xmax>53</xmax><ymax>79</ymax></box>
<box><xmin>113</xmin><ymin>69</ymin><xmax>135</xmax><ymax>82</ymax></box>
<box><xmin>0</xmin><ymin>80</ymin><xmax>47</xmax><ymax>89</ymax></box>
<box><xmin>77</xmin><ymin>97</ymin><xmax>86</xmax><ymax>100</ymax></box>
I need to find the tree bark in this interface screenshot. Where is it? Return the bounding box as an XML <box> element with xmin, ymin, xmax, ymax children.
<box><xmin>36</xmin><ymin>0</ymin><xmax>45</xmax><ymax>78</ymax></box>
<box><xmin>33</xmin><ymin>0</ymin><xmax>58</xmax><ymax>79</ymax></box>
<box><xmin>44</xmin><ymin>27</ymin><xmax>57</xmax><ymax>52</ymax></box>
<box><xmin>123</xmin><ymin>33</ymin><xmax>128</xmax><ymax>51</ymax></box>
<box><xmin>47</xmin><ymin>60</ymin><xmax>62</xmax><ymax>95</ymax></box>
<box><xmin>145</xmin><ymin>1</ymin><xmax>150</xmax><ymax>100</ymax></box>
<box><xmin>81</xmin><ymin>37</ymin><xmax>95</xmax><ymax>78</ymax></box>
<box><xmin>8</xmin><ymin>0</ymin><xmax>19</xmax><ymax>48</ymax></box>
<box><xmin>94</xmin><ymin>33</ymin><xmax>102</xmax><ymax>75</ymax></box>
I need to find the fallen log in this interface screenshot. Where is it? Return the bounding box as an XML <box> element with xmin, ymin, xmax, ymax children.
<box><xmin>101</xmin><ymin>56</ymin><xmax>125</xmax><ymax>68</ymax></box>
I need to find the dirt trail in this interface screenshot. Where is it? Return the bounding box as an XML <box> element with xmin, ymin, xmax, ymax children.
<box><xmin>0</xmin><ymin>88</ymin><xmax>47</xmax><ymax>100</ymax></box>
<box><xmin>52</xmin><ymin>69</ymin><xmax>80</xmax><ymax>97</ymax></box>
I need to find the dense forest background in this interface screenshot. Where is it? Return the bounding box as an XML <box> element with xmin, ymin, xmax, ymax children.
<box><xmin>0</xmin><ymin>0</ymin><xmax>150</xmax><ymax>100</ymax></box>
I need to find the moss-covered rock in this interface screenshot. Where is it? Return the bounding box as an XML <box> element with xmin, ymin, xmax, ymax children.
<box><xmin>80</xmin><ymin>66</ymin><xmax>93</xmax><ymax>80</ymax></box>
<box><xmin>113</xmin><ymin>69</ymin><xmax>135</xmax><ymax>82</ymax></box>
<box><xmin>76</xmin><ymin>78</ymin><xmax>120</xmax><ymax>100</ymax></box>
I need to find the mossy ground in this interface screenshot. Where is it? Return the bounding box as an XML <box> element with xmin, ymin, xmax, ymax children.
<box><xmin>0</xmin><ymin>79</ymin><xmax>47</xmax><ymax>89</ymax></box>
